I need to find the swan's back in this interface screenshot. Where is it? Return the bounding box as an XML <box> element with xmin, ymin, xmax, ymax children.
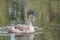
<box><xmin>16</xmin><ymin>24</ymin><xmax>35</xmax><ymax>33</ymax></box>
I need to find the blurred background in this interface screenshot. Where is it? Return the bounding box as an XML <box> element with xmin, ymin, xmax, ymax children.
<box><xmin>0</xmin><ymin>0</ymin><xmax>60</xmax><ymax>40</ymax></box>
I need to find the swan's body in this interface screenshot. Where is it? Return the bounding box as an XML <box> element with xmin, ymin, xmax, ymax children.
<box><xmin>8</xmin><ymin>10</ymin><xmax>36</xmax><ymax>33</ymax></box>
<box><xmin>15</xmin><ymin>24</ymin><xmax>35</xmax><ymax>33</ymax></box>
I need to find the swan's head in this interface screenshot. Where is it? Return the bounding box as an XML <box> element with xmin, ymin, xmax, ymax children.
<box><xmin>27</xmin><ymin>10</ymin><xmax>37</xmax><ymax>16</ymax></box>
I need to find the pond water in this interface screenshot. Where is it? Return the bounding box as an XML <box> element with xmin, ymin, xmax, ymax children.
<box><xmin>0</xmin><ymin>32</ymin><xmax>44</xmax><ymax>40</ymax></box>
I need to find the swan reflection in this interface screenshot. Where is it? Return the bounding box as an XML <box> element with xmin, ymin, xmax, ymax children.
<box><xmin>16</xmin><ymin>34</ymin><xmax>34</xmax><ymax>40</ymax></box>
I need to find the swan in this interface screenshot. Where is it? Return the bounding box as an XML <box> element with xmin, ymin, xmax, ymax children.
<box><xmin>8</xmin><ymin>10</ymin><xmax>36</xmax><ymax>33</ymax></box>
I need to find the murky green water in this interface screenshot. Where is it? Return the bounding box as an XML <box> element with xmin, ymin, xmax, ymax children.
<box><xmin>0</xmin><ymin>32</ymin><xmax>44</xmax><ymax>40</ymax></box>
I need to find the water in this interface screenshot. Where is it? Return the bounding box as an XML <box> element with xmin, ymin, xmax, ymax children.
<box><xmin>0</xmin><ymin>32</ymin><xmax>44</xmax><ymax>40</ymax></box>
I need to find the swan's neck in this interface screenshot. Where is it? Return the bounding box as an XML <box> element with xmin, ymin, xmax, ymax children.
<box><xmin>27</xmin><ymin>15</ymin><xmax>32</xmax><ymax>26</ymax></box>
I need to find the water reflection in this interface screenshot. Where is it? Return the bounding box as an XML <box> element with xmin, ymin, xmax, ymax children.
<box><xmin>0</xmin><ymin>32</ymin><xmax>43</xmax><ymax>40</ymax></box>
<box><xmin>10</xmin><ymin>34</ymin><xmax>34</xmax><ymax>40</ymax></box>
<box><xmin>10</xmin><ymin>33</ymin><xmax>34</xmax><ymax>40</ymax></box>
<box><xmin>10</xmin><ymin>34</ymin><xmax>15</xmax><ymax>40</ymax></box>
<box><xmin>17</xmin><ymin>34</ymin><xmax>34</xmax><ymax>40</ymax></box>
